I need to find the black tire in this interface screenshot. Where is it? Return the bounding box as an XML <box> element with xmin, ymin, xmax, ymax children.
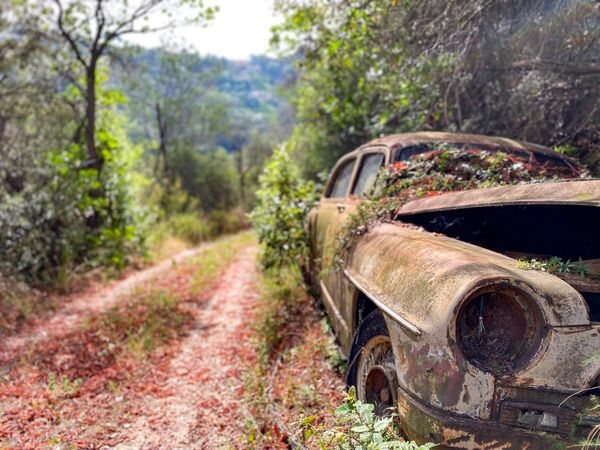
<box><xmin>347</xmin><ymin>309</ymin><xmax>398</xmax><ymax>416</ymax></box>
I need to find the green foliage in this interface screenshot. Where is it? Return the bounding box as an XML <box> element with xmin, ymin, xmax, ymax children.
<box><xmin>115</xmin><ymin>48</ymin><xmax>292</xmax><ymax>214</ymax></box>
<box><xmin>0</xmin><ymin>74</ymin><xmax>143</xmax><ymax>283</ymax></box>
<box><xmin>47</xmin><ymin>372</ymin><xmax>83</xmax><ymax>399</ymax></box>
<box><xmin>147</xmin><ymin>209</ymin><xmax>249</xmax><ymax>256</ymax></box>
<box><xmin>273</xmin><ymin>0</ymin><xmax>453</xmax><ymax>177</ymax></box>
<box><xmin>516</xmin><ymin>257</ymin><xmax>572</xmax><ymax>274</ymax></box>
<box><xmin>163</xmin><ymin>213</ymin><xmax>214</xmax><ymax>245</ymax></box>
<box><xmin>297</xmin><ymin>387</ymin><xmax>436</xmax><ymax>449</ymax></box>
<box><xmin>170</xmin><ymin>147</ymin><xmax>241</xmax><ymax>212</ymax></box>
<box><xmin>517</xmin><ymin>257</ymin><xmax>600</xmax><ymax>287</ymax></box>
<box><xmin>274</xmin><ymin>0</ymin><xmax>600</xmax><ymax>177</ymax></box>
<box><xmin>254</xmin><ymin>266</ymin><xmax>303</xmax><ymax>366</ymax></box>
<box><xmin>249</xmin><ymin>147</ymin><xmax>319</xmax><ymax>268</ymax></box>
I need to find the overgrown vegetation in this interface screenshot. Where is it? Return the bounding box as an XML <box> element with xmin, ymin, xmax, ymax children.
<box><xmin>331</xmin><ymin>146</ymin><xmax>588</xmax><ymax>270</ymax></box>
<box><xmin>0</xmin><ymin>2</ymin><xmax>291</xmax><ymax>287</ymax></box>
<box><xmin>273</xmin><ymin>0</ymin><xmax>600</xmax><ymax>178</ymax></box>
<box><xmin>250</xmin><ymin>147</ymin><xmax>320</xmax><ymax>269</ymax></box>
<box><xmin>297</xmin><ymin>387</ymin><xmax>436</xmax><ymax>450</ymax></box>
<box><xmin>243</xmin><ymin>264</ymin><xmax>346</xmax><ymax>447</ymax></box>
<box><xmin>517</xmin><ymin>257</ymin><xmax>600</xmax><ymax>279</ymax></box>
<box><xmin>146</xmin><ymin>209</ymin><xmax>249</xmax><ymax>261</ymax></box>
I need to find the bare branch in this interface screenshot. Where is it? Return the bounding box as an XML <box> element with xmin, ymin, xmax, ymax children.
<box><xmin>98</xmin><ymin>0</ymin><xmax>166</xmax><ymax>54</ymax></box>
<box><xmin>53</xmin><ymin>0</ymin><xmax>88</xmax><ymax>68</ymax></box>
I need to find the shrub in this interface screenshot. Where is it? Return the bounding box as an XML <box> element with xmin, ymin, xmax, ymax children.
<box><xmin>0</xmin><ymin>81</ymin><xmax>144</xmax><ymax>284</ymax></box>
<box><xmin>207</xmin><ymin>208</ymin><xmax>249</xmax><ymax>236</ymax></box>
<box><xmin>146</xmin><ymin>210</ymin><xmax>250</xmax><ymax>262</ymax></box>
<box><xmin>168</xmin><ymin>213</ymin><xmax>213</xmax><ymax>245</ymax></box>
<box><xmin>249</xmin><ymin>147</ymin><xmax>320</xmax><ymax>269</ymax></box>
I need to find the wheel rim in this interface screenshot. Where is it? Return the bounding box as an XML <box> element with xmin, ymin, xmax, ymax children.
<box><xmin>356</xmin><ymin>335</ymin><xmax>397</xmax><ymax>416</ymax></box>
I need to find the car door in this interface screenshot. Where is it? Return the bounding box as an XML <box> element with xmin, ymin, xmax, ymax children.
<box><xmin>311</xmin><ymin>154</ymin><xmax>358</xmax><ymax>339</ymax></box>
<box><xmin>337</xmin><ymin>149</ymin><xmax>387</xmax><ymax>349</ymax></box>
<box><xmin>315</xmin><ymin>149</ymin><xmax>388</xmax><ymax>348</ymax></box>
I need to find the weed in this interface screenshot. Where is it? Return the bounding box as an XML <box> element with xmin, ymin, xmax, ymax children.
<box><xmin>107</xmin><ymin>379</ymin><xmax>120</xmax><ymax>396</ymax></box>
<box><xmin>331</xmin><ymin>146</ymin><xmax>587</xmax><ymax>272</ymax></box>
<box><xmin>297</xmin><ymin>387</ymin><xmax>436</xmax><ymax>449</ymax></box>
<box><xmin>47</xmin><ymin>372</ymin><xmax>83</xmax><ymax>399</ymax></box>
<box><xmin>243</xmin><ymin>264</ymin><xmax>347</xmax><ymax>447</ymax></box>
<box><xmin>517</xmin><ymin>256</ymin><xmax>600</xmax><ymax>285</ymax></box>
<box><xmin>147</xmin><ymin>210</ymin><xmax>249</xmax><ymax>262</ymax></box>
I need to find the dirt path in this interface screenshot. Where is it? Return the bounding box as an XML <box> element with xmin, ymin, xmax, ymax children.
<box><xmin>0</xmin><ymin>243</ymin><xmax>214</xmax><ymax>361</ymax></box>
<box><xmin>0</xmin><ymin>239</ymin><xmax>262</xmax><ymax>449</ymax></box>
<box><xmin>113</xmin><ymin>246</ymin><xmax>259</xmax><ymax>449</ymax></box>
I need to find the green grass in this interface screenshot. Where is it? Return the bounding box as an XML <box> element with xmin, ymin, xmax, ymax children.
<box><xmin>188</xmin><ymin>230</ymin><xmax>255</xmax><ymax>291</ymax></box>
<box><xmin>146</xmin><ymin>210</ymin><xmax>250</xmax><ymax>263</ymax></box>
<box><xmin>242</xmin><ymin>264</ymin><xmax>348</xmax><ymax>447</ymax></box>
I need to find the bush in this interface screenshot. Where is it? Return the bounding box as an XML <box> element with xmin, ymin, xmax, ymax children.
<box><xmin>0</xmin><ymin>81</ymin><xmax>144</xmax><ymax>284</ymax></box>
<box><xmin>146</xmin><ymin>209</ymin><xmax>250</xmax><ymax>261</ymax></box>
<box><xmin>207</xmin><ymin>208</ymin><xmax>249</xmax><ymax>236</ymax></box>
<box><xmin>168</xmin><ymin>213</ymin><xmax>213</xmax><ymax>245</ymax></box>
<box><xmin>249</xmin><ymin>147</ymin><xmax>320</xmax><ymax>269</ymax></box>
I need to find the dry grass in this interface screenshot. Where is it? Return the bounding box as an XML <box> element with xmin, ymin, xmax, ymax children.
<box><xmin>243</xmin><ymin>266</ymin><xmax>346</xmax><ymax>448</ymax></box>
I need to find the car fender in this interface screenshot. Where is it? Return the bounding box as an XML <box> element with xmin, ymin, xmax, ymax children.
<box><xmin>344</xmin><ymin>222</ymin><xmax>594</xmax><ymax>419</ymax></box>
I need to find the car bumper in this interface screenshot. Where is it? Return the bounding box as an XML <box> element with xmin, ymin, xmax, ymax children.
<box><xmin>397</xmin><ymin>386</ymin><xmax>596</xmax><ymax>449</ymax></box>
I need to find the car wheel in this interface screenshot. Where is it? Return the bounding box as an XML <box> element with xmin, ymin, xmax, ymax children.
<box><xmin>347</xmin><ymin>309</ymin><xmax>398</xmax><ymax>417</ymax></box>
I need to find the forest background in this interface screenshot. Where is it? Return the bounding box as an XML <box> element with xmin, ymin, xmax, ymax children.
<box><xmin>0</xmin><ymin>0</ymin><xmax>598</xmax><ymax>288</ymax></box>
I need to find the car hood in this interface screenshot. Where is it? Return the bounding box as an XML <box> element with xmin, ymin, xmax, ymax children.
<box><xmin>396</xmin><ymin>179</ymin><xmax>600</xmax><ymax>216</ymax></box>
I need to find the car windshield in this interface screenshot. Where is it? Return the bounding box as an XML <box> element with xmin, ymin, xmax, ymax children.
<box><xmin>393</xmin><ymin>143</ymin><xmax>571</xmax><ymax>169</ymax></box>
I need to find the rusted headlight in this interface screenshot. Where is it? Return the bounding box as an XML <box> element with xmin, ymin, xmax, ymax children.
<box><xmin>457</xmin><ymin>284</ymin><xmax>544</xmax><ymax>375</ymax></box>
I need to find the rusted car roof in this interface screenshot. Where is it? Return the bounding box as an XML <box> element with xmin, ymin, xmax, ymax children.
<box><xmin>396</xmin><ymin>179</ymin><xmax>600</xmax><ymax>216</ymax></box>
<box><xmin>361</xmin><ymin>131</ymin><xmax>572</xmax><ymax>163</ymax></box>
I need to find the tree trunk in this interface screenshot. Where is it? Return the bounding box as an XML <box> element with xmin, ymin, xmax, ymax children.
<box><xmin>84</xmin><ymin>58</ymin><xmax>106</xmax><ymax>230</ymax></box>
<box><xmin>237</xmin><ymin>147</ymin><xmax>245</xmax><ymax>209</ymax></box>
<box><xmin>155</xmin><ymin>102</ymin><xmax>169</xmax><ymax>182</ymax></box>
<box><xmin>86</xmin><ymin>60</ymin><xmax>101</xmax><ymax>173</ymax></box>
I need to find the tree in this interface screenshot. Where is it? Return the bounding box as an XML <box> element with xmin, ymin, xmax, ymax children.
<box><xmin>274</xmin><ymin>0</ymin><xmax>600</xmax><ymax>176</ymax></box>
<box><xmin>119</xmin><ymin>48</ymin><xmax>229</xmax><ymax>186</ymax></box>
<box><xmin>36</xmin><ymin>0</ymin><xmax>216</xmax><ymax>176</ymax></box>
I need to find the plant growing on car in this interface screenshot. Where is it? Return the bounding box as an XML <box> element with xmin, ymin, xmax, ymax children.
<box><xmin>296</xmin><ymin>386</ymin><xmax>436</xmax><ymax>449</ymax></box>
<box><xmin>331</xmin><ymin>146</ymin><xmax>588</xmax><ymax>271</ymax></box>
<box><xmin>517</xmin><ymin>257</ymin><xmax>600</xmax><ymax>287</ymax></box>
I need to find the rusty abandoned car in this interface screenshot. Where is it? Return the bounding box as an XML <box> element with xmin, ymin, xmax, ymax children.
<box><xmin>305</xmin><ymin>132</ymin><xmax>600</xmax><ymax>449</ymax></box>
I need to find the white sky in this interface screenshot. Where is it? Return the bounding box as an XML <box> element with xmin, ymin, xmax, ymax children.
<box><xmin>125</xmin><ymin>0</ymin><xmax>279</xmax><ymax>60</ymax></box>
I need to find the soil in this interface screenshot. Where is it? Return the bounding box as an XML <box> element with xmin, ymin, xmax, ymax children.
<box><xmin>0</xmin><ymin>243</ymin><xmax>266</xmax><ymax>449</ymax></box>
<box><xmin>112</xmin><ymin>245</ymin><xmax>260</xmax><ymax>449</ymax></box>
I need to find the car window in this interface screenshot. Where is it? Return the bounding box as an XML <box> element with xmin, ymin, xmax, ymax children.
<box><xmin>394</xmin><ymin>145</ymin><xmax>431</xmax><ymax>162</ymax></box>
<box><xmin>327</xmin><ymin>159</ymin><xmax>355</xmax><ymax>198</ymax></box>
<box><xmin>352</xmin><ymin>153</ymin><xmax>384</xmax><ymax>196</ymax></box>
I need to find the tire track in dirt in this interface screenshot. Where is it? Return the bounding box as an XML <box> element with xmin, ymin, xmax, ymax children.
<box><xmin>113</xmin><ymin>245</ymin><xmax>259</xmax><ymax>449</ymax></box>
<box><xmin>0</xmin><ymin>244</ymin><xmax>215</xmax><ymax>362</ymax></box>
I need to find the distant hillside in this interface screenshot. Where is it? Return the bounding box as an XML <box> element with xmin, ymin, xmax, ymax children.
<box><xmin>112</xmin><ymin>48</ymin><xmax>294</xmax><ymax>153</ymax></box>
